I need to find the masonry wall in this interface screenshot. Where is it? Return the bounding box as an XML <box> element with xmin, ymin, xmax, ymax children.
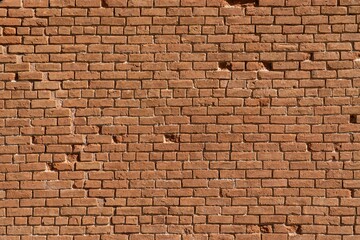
<box><xmin>1</xmin><ymin>0</ymin><xmax>360</xmax><ymax>239</ymax></box>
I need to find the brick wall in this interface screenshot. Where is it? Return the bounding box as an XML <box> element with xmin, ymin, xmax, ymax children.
<box><xmin>1</xmin><ymin>0</ymin><xmax>360</xmax><ymax>239</ymax></box>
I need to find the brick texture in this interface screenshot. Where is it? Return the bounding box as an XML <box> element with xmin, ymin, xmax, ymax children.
<box><xmin>1</xmin><ymin>0</ymin><xmax>360</xmax><ymax>239</ymax></box>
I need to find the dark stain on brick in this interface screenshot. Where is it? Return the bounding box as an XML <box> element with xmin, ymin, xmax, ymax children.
<box><xmin>165</xmin><ymin>134</ymin><xmax>180</xmax><ymax>143</ymax></box>
<box><xmin>350</xmin><ymin>114</ymin><xmax>357</xmax><ymax>123</ymax></box>
<box><xmin>219</xmin><ymin>61</ymin><xmax>232</xmax><ymax>71</ymax></box>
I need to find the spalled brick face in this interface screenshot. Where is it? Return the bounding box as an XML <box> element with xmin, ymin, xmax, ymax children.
<box><xmin>1</xmin><ymin>0</ymin><xmax>360</xmax><ymax>239</ymax></box>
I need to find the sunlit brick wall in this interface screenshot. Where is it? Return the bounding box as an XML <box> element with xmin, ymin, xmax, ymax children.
<box><xmin>1</xmin><ymin>0</ymin><xmax>360</xmax><ymax>239</ymax></box>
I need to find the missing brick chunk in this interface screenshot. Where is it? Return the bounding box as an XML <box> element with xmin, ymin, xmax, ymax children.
<box><xmin>46</xmin><ymin>162</ymin><xmax>55</xmax><ymax>171</ymax></box>
<box><xmin>184</xmin><ymin>228</ymin><xmax>192</xmax><ymax>234</ymax></box>
<box><xmin>67</xmin><ymin>154</ymin><xmax>79</xmax><ymax>162</ymax></box>
<box><xmin>101</xmin><ymin>0</ymin><xmax>109</xmax><ymax>7</ymax></box>
<box><xmin>113</xmin><ymin>135</ymin><xmax>123</xmax><ymax>143</ymax></box>
<box><xmin>219</xmin><ymin>61</ymin><xmax>232</xmax><ymax>71</ymax></box>
<box><xmin>261</xmin><ymin>61</ymin><xmax>273</xmax><ymax>71</ymax></box>
<box><xmin>350</xmin><ymin>115</ymin><xmax>357</xmax><ymax>123</ymax></box>
<box><xmin>286</xmin><ymin>225</ymin><xmax>302</xmax><ymax>234</ymax></box>
<box><xmin>164</xmin><ymin>134</ymin><xmax>180</xmax><ymax>143</ymax></box>
<box><xmin>259</xmin><ymin>98</ymin><xmax>270</xmax><ymax>106</ymax></box>
<box><xmin>309</xmin><ymin>52</ymin><xmax>314</xmax><ymax>61</ymax></box>
<box><xmin>306</xmin><ymin>143</ymin><xmax>312</xmax><ymax>152</ymax></box>
<box><xmin>335</xmin><ymin>143</ymin><xmax>342</xmax><ymax>152</ymax></box>
<box><xmin>296</xmin><ymin>225</ymin><xmax>302</xmax><ymax>234</ymax></box>
<box><xmin>224</xmin><ymin>0</ymin><xmax>258</xmax><ymax>6</ymax></box>
<box><xmin>72</xmin><ymin>180</ymin><xmax>84</xmax><ymax>189</ymax></box>
<box><xmin>260</xmin><ymin>225</ymin><xmax>272</xmax><ymax>233</ymax></box>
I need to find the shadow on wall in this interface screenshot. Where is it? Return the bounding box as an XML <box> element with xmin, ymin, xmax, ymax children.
<box><xmin>224</xmin><ymin>0</ymin><xmax>259</xmax><ymax>6</ymax></box>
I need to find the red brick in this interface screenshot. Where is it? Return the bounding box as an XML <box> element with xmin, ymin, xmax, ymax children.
<box><xmin>0</xmin><ymin>1</ymin><xmax>359</xmax><ymax>239</ymax></box>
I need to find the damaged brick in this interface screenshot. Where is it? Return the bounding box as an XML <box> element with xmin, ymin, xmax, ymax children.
<box><xmin>306</xmin><ymin>143</ymin><xmax>312</xmax><ymax>152</ymax></box>
<box><xmin>224</xmin><ymin>0</ymin><xmax>258</xmax><ymax>6</ymax></box>
<box><xmin>260</xmin><ymin>225</ymin><xmax>272</xmax><ymax>233</ymax></box>
<box><xmin>72</xmin><ymin>180</ymin><xmax>84</xmax><ymax>189</ymax></box>
<box><xmin>219</xmin><ymin>61</ymin><xmax>233</xmax><ymax>71</ymax></box>
<box><xmin>113</xmin><ymin>135</ymin><xmax>123</xmax><ymax>143</ymax></box>
<box><xmin>259</xmin><ymin>98</ymin><xmax>270</xmax><ymax>106</ymax></box>
<box><xmin>165</xmin><ymin>134</ymin><xmax>180</xmax><ymax>143</ymax></box>
<box><xmin>310</xmin><ymin>52</ymin><xmax>314</xmax><ymax>61</ymax></box>
<box><xmin>261</xmin><ymin>61</ymin><xmax>273</xmax><ymax>71</ymax></box>
<box><xmin>335</xmin><ymin>143</ymin><xmax>342</xmax><ymax>152</ymax></box>
<box><xmin>184</xmin><ymin>228</ymin><xmax>192</xmax><ymax>234</ymax></box>
<box><xmin>350</xmin><ymin>114</ymin><xmax>357</xmax><ymax>123</ymax></box>
<box><xmin>67</xmin><ymin>153</ymin><xmax>79</xmax><ymax>162</ymax></box>
<box><xmin>101</xmin><ymin>0</ymin><xmax>109</xmax><ymax>7</ymax></box>
<box><xmin>46</xmin><ymin>162</ymin><xmax>55</xmax><ymax>171</ymax></box>
<box><xmin>286</xmin><ymin>225</ymin><xmax>302</xmax><ymax>234</ymax></box>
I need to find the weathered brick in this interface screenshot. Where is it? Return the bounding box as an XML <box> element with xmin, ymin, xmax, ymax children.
<box><xmin>0</xmin><ymin>1</ymin><xmax>359</xmax><ymax>239</ymax></box>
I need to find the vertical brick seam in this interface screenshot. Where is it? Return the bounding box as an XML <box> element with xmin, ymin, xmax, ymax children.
<box><xmin>0</xmin><ymin>0</ymin><xmax>360</xmax><ymax>239</ymax></box>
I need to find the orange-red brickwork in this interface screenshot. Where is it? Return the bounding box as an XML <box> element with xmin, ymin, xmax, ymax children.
<box><xmin>1</xmin><ymin>0</ymin><xmax>360</xmax><ymax>239</ymax></box>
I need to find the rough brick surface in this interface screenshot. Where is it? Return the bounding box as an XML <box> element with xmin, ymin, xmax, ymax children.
<box><xmin>1</xmin><ymin>0</ymin><xmax>360</xmax><ymax>239</ymax></box>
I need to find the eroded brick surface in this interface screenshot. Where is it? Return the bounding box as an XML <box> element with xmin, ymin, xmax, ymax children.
<box><xmin>1</xmin><ymin>0</ymin><xmax>360</xmax><ymax>239</ymax></box>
